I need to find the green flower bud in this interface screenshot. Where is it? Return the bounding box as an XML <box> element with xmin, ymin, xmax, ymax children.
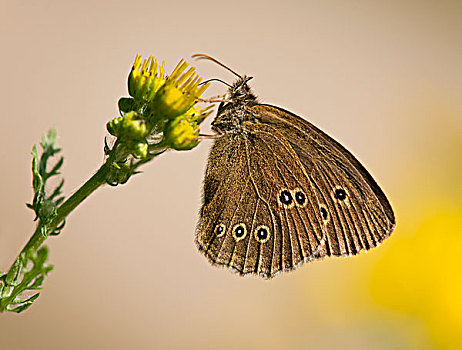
<box><xmin>39</xmin><ymin>200</ymin><xmax>58</xmax><ymax>222</ymax></box>
<box><xmin>107</xmin><ymin>116</ymin><xmax>124</xmax><ymax>136</ymax></box>
<box><xmin>106</xmin><ymin>162</ymin><xmax>133</xmax><ymax>185</ymax></box>
<box><xmin>107</xmin><ymin>112</ymin><xmax>148</xmax><ymax>140</ymax></box>
<box><xmin>132</xmin><ymin>141</ymin><xmax>148</xmax><ymax>159</ymax></box>
<box><xmin>164</xmin><ymin>116</ymin><xmax>200</xmax><ymax>151</ymax></box>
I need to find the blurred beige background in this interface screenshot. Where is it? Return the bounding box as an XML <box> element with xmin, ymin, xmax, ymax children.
<box><xmin>1</xmin><ymin>0</ymin><xmax>461</xmax><ymax>349</ymax></box>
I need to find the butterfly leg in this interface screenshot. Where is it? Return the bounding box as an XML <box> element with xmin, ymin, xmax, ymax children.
<box><xmin>199</xmin><ymin>133</ymin><xmax>224</xmax><ymax>140</ymax></box>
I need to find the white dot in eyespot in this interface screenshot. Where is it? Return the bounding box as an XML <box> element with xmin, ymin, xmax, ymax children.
<box><xmin>278</xmin><ymin>188</ymin><xmax>294</xmax><ymax>209</ymax></box>
<box><xmin>331</xmin><ymin>185</ymin><xmax>351</xmax><ymax>207</ymax></box>
<box><xmin>232</xmin><ymin>223</ymin><xmax>247</xmax><ymax>242</ymax></box>
<box><xmin>215</xmin><ymin>224</ymin><xmax>226</xmax><ymax>237</ymax></box>
<box><xmin>254</xmin><ymin>225</ymin><xmax>270</xmax><ymax>243</ymax></box>
<box><xmin>292</xmin><ymin>188</ymin><xmax>307</xmax><ymax>207</ymax></box>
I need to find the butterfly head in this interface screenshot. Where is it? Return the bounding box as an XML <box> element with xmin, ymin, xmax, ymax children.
<box><xmin>191</xmin><ymin>54</ymin><xmax>259</xmax><ymax>132</ymax></box>
<box><xmin>227</xmin><ymin>76</ymin><xmax>257</xmax><ymax>103</ymax></box>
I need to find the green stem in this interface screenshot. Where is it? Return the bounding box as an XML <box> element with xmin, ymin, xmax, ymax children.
<box><xmin>1</xmin><ymin>138</ymin><xmax>165</xmax><ymax>312</ymax></box>
<box><xmin>23</xmin><ymin>162</ymin><xmax>110</xmax><ymax>254</ymax></box>
<box><xmin>0</xmin><ymin>160</ymin><xmax>112</xmax><ymax>312</ymax></box>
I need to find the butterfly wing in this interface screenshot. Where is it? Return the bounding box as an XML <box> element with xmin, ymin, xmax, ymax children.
<box><xmin>196</xmin><ymin>128</ymin><xmax>327</xmax><ymax>278</ymax></box>
<box><xmin>250</xmin><ymin>104</ymin><xmax>396</xmax><ymax>257</ymax></box>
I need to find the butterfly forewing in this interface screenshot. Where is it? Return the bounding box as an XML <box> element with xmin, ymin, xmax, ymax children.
<box><xmin>250</xmin><ymin>104</ymin><xmax>396</xmax><ymax>257</ymax></box>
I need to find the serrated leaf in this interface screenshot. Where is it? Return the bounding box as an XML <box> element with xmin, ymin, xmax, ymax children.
<box><xmin>31</xmin><ymin>148</ymin><xmax>43</xmax><ymax>193</ymax></box>
<box><xmin>47</xmin><ymin>156</ymin><xmax>64</xmax><ymax>178</ymax></box>
<box><xmin>47</xmin><ymin>129</ymin><xmax>57</xmax><ymax>144</ymax></box>
<box><xmin>1</xmin><ymin>129</ymin><xmax>65</xmax><ymax>313</ymax></box>
<box><xmin>35</xmin><ymin>246</ymin><xmax>49</xmax><ymax>265</ymax></box>
<box><xmin>48</xmin><ymin>179</ymin><xmax>65</xmax><ymax>201</ymax></box>
<box><xmin>7</xmin><ymin>293</ymin><xmax>40</xmax><ymax>313</ymax></box>
<box><xmin>29</xmin><ymin>275</ymin><xmax>45</xmax><ymax>290</ymax></box>
<box><xmin>1</xmin><ymin>245</ymin><xmax>53</xmax><ymax>312</ymax></box>
<box><xmin>43</xmin><ymin>265</ymin><xmax>53</xmax><ymax>274</ymax></box>
<box><xmin>1</xmin><ymin>285</ymin><xmax>14</xmax><ymax>298</ymax></box>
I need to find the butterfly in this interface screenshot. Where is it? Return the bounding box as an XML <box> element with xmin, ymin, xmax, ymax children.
<box><xmin>193</xmin><ymin>54</ymin><xmax>396</xmax><ymax>278</ymax></box>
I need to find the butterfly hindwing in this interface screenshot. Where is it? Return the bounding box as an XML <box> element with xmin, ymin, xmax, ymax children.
<box><xmin>196</xmin><ymin>124</ymin><xmax>328</xmax><ymax>278</ymax></box>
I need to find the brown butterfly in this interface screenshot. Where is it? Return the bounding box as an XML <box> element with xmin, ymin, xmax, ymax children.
<box><xmin>193</xmin><ymin>54</ymin><xmax>396</xmax><ymax>278</ymax></box>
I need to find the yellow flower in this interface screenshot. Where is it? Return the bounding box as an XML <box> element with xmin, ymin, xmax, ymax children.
<box><xmin>185</xmin><ymin>104</ymin><xmax>214</xmax><ymax>124</ymax></box>
<box><xmin>128</xmin><ymin>54</ymin><xmax>166</xmax><ymax>101</ymax></box>
<box><xmin>110</xmin><ymin>54</ymin><xmax>214</xmax><ymax>156</ymax></box>
<box><xmin>151</xmin><ymin>59</ymin><xmax>211</xmax><ymax>120</ymax></box>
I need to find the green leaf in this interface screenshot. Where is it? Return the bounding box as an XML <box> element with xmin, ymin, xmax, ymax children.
<box><xmin>47</xmin><ymin>156</ymin><xmax>64</xmax><ymax>178</ymax></box>
<box><xmin>118</xmin><ymin>97</ymin><xmax>138</xmax><ymax>114</ymax></box>
<box><xmin>27</xmin><ymin>129</ymin><xmax>65</xmax><ymax>225</ymax></box>
<box><xmin>6</xmin><ymin>257</ymin><xmax>23</xmax><ymax>286</ymax></box>
<box><xmin>31</xmin><ymin>145</ymin><xmax>43</xmax><ymax>193</ymax></box>
<box><xmin>48</xmin><ymin>179</ymin><xmax>65</xmax><ymax>201</ymax></box>
<box><xmin>28</xmin><ymin>275</ymin><xmax>45</xmax><ymax>290</ymax></box>
<box><xmin>35</xmin><ymin>246</ymin><xmax>49</xmax><ymax>265</ymax></box>
<box><xmin>7</xmin><ymin>293</ymin><xmax>40</xmax><ymax>313</ymax></box>
<box><xmin>0</xmin><ymin>246</ymin><xmax>53</xmax><ymax>313</ymax></box>
<box><xmin>0</xmin><ymin>129</ymin><xmax>65</xmax><ymax>313</ymax></box>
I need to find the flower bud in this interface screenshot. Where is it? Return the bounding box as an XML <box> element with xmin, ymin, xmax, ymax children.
<box><xmin>164</xmin><ymin>116</ymin><xmax>199</xmax><ymax>151</ymax></box>
<box><xmin>132</xmin><ymin>141</ymin><xmax>148</xmax><ymax>159</ymax></box>
<box><xmin>107</xmin><ymin>112</ymin><xmax>148</xmax><ymax>140</ymax></box>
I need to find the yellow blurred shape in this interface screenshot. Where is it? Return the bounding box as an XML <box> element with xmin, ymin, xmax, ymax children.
<box><xmin>370</xmin><ymin>202</ymin><xmax>462</xmax><ymax>348</ymax></box>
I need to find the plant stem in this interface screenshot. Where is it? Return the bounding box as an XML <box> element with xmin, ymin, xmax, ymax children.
<box><xmin>22</xmin><ymin>162</ymin><xmax>110</xmax><ymax>256</ymax></box>
<box><xmin>1</xmin><ymin>160</ymin><xmax>112</xmax><ymax>312</ymax></box>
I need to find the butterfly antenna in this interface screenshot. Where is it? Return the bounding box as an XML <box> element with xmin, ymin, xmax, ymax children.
<box><xmin>192</xmin><ymin>53</ymin><xmax>242</xmax><ymax>79</ymax></box>
<box><xmin>199</xmin><ymin>78</ymin><xmax>233</xmax><ymax>88</ymax></box>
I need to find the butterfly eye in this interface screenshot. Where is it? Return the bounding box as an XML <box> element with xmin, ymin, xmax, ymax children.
<box><xmin>293</xmin><ymin>189</ymin><xmax>307</xmax><ymax>207</ymax></box>
<box><xmin>215</xmin><ymin>224</ymin><xmax>226</xmax><ymax>237</ymax></box>
<box><xmin>232</xmin><ymin>223</ymin><xmax>247</xmax><ymax>241</ymax></box>
<box><xmin>278</xmin><ymin>189</ymin><xmax>294</xmax><ymax>208</ymax></box>
<box><xmin>254</xmin><ymin>225</ymin><xmax>270</xmax><ymax>243</ymax></box>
